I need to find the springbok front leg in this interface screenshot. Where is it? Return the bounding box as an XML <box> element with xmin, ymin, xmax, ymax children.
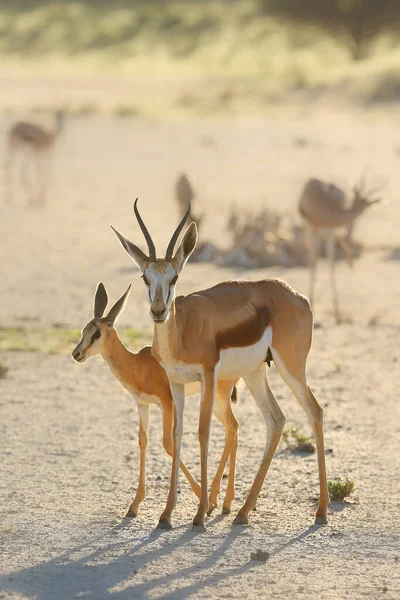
<box><xmin>327</xmin><ymin>231</ymin><xmax>341</xmax><ymax>322</ymax></box>
<box><xmin>307</xmin><ymin>225</ymin><xmax>320</xmax><ymax>307</ymax></box>
<box><xmin>207</xmin><ymin>381</ymin><xmax>239</xmax><ymax>516</ymax></box>
<box><xmin>233</xmin><ymin>364</ymin><xmax>286</xmax><ymax>525</ymax></box>
<box><xmin>33</xmin><ymin>153</ymin><xmax>46</xmax><ymax>207</ymax></box>
<box><xmin>157</xmin><ymin>383</ymin><xmax>185</xmax><ymax>529</ymax></box>
<box><xmin>193</xmin><ymin>368</ymin><xmax>219</xmax><ymax>529</ymax></box>
<box><xmin>272</xmin><ymin>351</ymin><xmax>329</xmax><ymax>524</ymax></box>
<box><xmin>5</xmin><ymin>144</ymin><xmax>14</xmax><ymax>205</ymax></box>
<box><xmin>126</xmin><ymin>403</ymin><xmax>150</xmax><ymax>517</ymax></box>
<box><xmin>161</xmin><ymin>403</ymin><xmax>201</xmax><ymax>499</ymax></box>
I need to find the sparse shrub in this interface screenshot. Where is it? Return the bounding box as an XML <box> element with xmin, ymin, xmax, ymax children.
<box><xmin>328</xmin><ymin>477</ymin><xmax>355</xmax><ymax>500</ymax></box>
<box><xmin>282</xmin><ymin>426</ymin><xmax>315</xmax><ymax>453</ymax></box>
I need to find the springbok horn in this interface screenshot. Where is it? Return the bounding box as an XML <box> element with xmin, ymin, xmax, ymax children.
<box><xmin>133</xmin><ymin>198</ymin><xmax>156</xmax><ymax>261</ymax></box>
<box><xmin>165</xmin><ymin>201</ymin><xmax>191</xmax><ymax>261</ymax></box>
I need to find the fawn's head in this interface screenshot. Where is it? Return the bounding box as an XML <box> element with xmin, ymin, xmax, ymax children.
<box><xmin>72</xmin><ymin>283</ymin><xmax>130</xmax><ymax>363</ymax></box>
<box><xmin>353</xmin><ymin>171</ymin><xmax>385</xmax><ymax>212</ymax></box>
<box><xmin>111</xmin><ymin>200</ymin><xmax>197</xmax><ymax>324</ymax></box>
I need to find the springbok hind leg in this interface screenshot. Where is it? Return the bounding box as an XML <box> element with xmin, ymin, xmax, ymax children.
<box><xmin>272</xmin><ymin>350</ymin><xmax>329</xmax><ymax>524</ymax></box>
<box><xmin>207</xmin><ymin>381</ymin><xmax>239</xmax><ymax>516</ymax></box>
<box><xmin>233</xmin><ymin>365</ymin><xmax>286</xmax><ymax>525</ymax></box>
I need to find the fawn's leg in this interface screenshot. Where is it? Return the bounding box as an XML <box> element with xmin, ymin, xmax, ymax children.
<box><xmin>157</xmin><ymin>383</ymin><xmax>185</xmax><ymax>529</ymax></box>
<box><xmin>162</xmin><ymin>403</ymin><xmax>201</xmax><ymax>499</ymax></box>
<box><xmin>126</xmin><ymin>403</ymin><xmax>150</xmax><ymax>517</ymax></box>
<box><xmin>192</xmin><ymin>368</ymin><xmax>218</xmax><ymax>529</ymax></box>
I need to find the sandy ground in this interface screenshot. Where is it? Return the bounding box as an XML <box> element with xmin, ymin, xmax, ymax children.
<box><xmin>1</xmin><ymin>87</ymin><xmax>400</xmax><ymax>599</ymax></box>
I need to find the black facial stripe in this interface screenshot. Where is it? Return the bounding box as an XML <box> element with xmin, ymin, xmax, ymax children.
<box><xmin>91</xmin><ymin>329</ymin><xmax>101</xmax><ymax>343</ymax></box>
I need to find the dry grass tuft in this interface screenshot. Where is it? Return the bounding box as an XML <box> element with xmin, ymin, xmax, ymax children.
<box><xmin>328</xmin><ymin>477</ymin><xmax>355</xmax><ymax>500</ymax></box>
<box><xmin>282</xmin><ymin>426</ymin><xmax>315</xmax><ymax>453</ymax></box>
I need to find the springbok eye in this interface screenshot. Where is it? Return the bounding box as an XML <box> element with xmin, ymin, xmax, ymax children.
<box><xmin>142</xmin><ymin>274</ymin><xmax>150</xmax><ymax>286</ymax></box>
<box><xmin>91</xmin><ymin>329</ymin><xmax>101</xmax><ymax>342</ymax></box>
<box><xmin>170</xmin><ymin>275</ymin><xmax>178</xmax><ymax>286</ymax></box>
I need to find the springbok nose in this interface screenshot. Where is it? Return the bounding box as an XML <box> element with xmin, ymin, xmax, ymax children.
<box><xmin>72</xmin><ymin>349</ymin><xmax>81</xmax><ymax>361</ymax></box>
<box><xmin>150</xmin><ymin>309</ymin><xmax>168</xmax><ymax>322</ymax></box>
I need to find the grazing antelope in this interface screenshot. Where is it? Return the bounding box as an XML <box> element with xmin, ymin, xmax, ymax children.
<box><xmin>111</xmin><ymin>200</ymin><xmax>329</xmax><ymax>530</ymax></box>
<box><xmin>5</xmin><ymin>110</ymin><xmax>65</xmax><ymax>206</ymax></box>
<box><xmin>72</xmin><ymin>282</ymin><xmax>239</xmax><ymax>518</ymax></box>
<box><xmin>175</xmin><ymin>173</ymin><xmax>203</xmax><ymax>232</ymax></box>
<box><xmin>299</xmin><ymin>176</ymin><xmax>383</xmax><ymax>321</ymax></box>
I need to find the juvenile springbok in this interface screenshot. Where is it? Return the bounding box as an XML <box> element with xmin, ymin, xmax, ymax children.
<box><xmin>111</xmin><ymin>200</ymin><xmax>329</xmax><ymax>530</ymax></box>
<box><xmin>72</xmin><ymin>282</ymin><xmax>239</xmax><ymax>518</ymax></box>
<box><xmin>299</xmin><ymin>176</ymin><xmax>383</xmax><ymax>320</ymax></box>
<box><xmin>5</xmin><ymin>110</ymin><xmax>65</xmax><ymax>206</ymax></box>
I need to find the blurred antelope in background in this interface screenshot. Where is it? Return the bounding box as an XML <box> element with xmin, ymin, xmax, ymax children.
<box><xmin>72</xmin><ymin>282</ymin><xmax>239</xmax><ymax>518</ymax></box>
<box><xmin>5</xmin><ymin>110</ymin><xmax>65</xmax><ymax>206</ymax></box>
<box><xmin>111</xmin><ymin>200</ymin><xmax>329</xmax><ymax>530</ymax></box>
<box><xmin>299</xmin><ymin>174</ymin><xmax>383</xmax><ymax>321</ymax></box>
<box><xmin>175</xmin><ymin>173</ymin><xmax>203</xmax><ymax>232</ymax></box>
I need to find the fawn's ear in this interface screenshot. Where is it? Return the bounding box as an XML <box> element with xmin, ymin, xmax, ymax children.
<box><xmin>172</xmin><ymin>222</ymin><xmax>198</xmax><ymax>273</ymax></box>
<box><xmin>94</xmin><ymin>282</ymin><xmax>108</xmax><ymax>318</ymax></box>
<box><xmin>110</xmin><ymin>226</ymin><xmax>149</xmax><ymax>272</ymax></box>
<box><xmin>105</xmin><ymin>285</ymin><xmax>131</xmax><ymax>325</ymax></box>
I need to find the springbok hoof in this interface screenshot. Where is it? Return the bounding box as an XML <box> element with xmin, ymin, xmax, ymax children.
<box><xmin>207</xmin><ymin>504</ymin><xmax>216</xmax><ymax>517</ymax></box>
<box><xmin>192</xmin><ymin>514</ymin><xmax>205</xmax><ymax>528</ymax></box>
<box><xmin>157</xmin><ymin>519</ymin><xmax>172</xmax><ymax>530</ymax></box>
<box><xmin>315</xmin><ymin>514</ymin><xmax>328</xmax><ymax>525</ymax></box>
<box><xmin>191</xmin><ymin>524</ymin><xmax>207</xmax><ymax>533</ymax></box>
<box><xmin>222</xmin><ymin>507</ymin><xmax>231</xmax><ymax>515</ymax></box>
<box><xmin>125</xmin><ymin>509</ymin><xmax>138</xmax><ymax>518</ymax></box>
<box><xmin>233</xmin><ymin>513</ymin><xmax>249</xmax><ymax>525</ymax></box>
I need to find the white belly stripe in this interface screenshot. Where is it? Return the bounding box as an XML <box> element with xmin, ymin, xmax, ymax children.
<box><xmin>218</xmin><ymin>326</ymin><xmax>273</xmax><ymax>379</ymax></box>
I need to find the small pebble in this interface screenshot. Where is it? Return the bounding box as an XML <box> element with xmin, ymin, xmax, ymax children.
<box><xmin>250</xmin><ymin>549</ymin><xmax>270</xmax><ymax>562</ymax></box>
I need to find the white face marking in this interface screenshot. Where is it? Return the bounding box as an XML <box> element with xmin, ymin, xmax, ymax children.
<box><xmin>72</xmin><ymin>321</ymin><xmax>104</xmax><ymax>362</ymax></box>
<box><xmin>144</xmin><ymin>262</ymin><xmax>178</xmax><ymax>322</ymax></box>
<box><xmin>219</xmin><ymin>326</ymin><xmax>273</xmax><ymax>379</ymax></box>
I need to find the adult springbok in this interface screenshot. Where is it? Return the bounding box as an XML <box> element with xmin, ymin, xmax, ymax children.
<box><xmin>175</xmin><ymin>173</ymin><xmax>203</xmax><ymax>232</ymax></box>
<box><xmin>72</xmin><ymin>282</ymin><xmax>239</xmax><ymax>518</ymax></box>
<box><xmin>111</xmin><ymin>200</ymin><xmax>329</xmax><ymax>530</ymax></box>
<box><xmin>5</xmin><ymin>110</ymin><xmax>65</xmax><ymax>206</ymax></box>
<box><xmin>299</xmin><ymin>176</ymin><xmax>383</xmax><ymax>321</ymax></box>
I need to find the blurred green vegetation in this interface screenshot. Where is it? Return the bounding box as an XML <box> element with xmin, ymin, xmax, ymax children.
<box><xmin>1</xmin><ymin>1</ymin><xmax>400</xmax><ymax>102</ymax></box>
<box><xmin>0</xmin><ymin>325</ymin><xmax>151</xmax><ymax>354</ymax></box>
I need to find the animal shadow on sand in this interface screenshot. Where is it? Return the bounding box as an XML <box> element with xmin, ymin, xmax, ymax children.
<box><xmin>0</xmin><ymin>520</ymin><xmax>322</xmax><ymax>599</ymax></box>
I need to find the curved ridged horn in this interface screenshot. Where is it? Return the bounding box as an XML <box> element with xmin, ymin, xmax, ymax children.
<box><xmin>165</xmin><ymin>201</ymin><xmax>191</xmax><ymax>261</ymax></box>
<box><xmin>134</xmin><ymin>198</ymin><xmax>156</xmax><ymax>260</ymax></box>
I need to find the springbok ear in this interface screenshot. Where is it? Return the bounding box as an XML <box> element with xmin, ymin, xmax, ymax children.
<box><xmin>94</xmin><ymin>282</ymin><xmax>108</xmax><ymax>318</ymax></box>
<box><xmin>105</xmin><ymin>285</ymin><xmax>132</xmax><ymax>325</ymax></box>
<box><xmin>172</xmin><ymin>222</ymin><xmax>198</xmax><ymax>273</ymax></box>
<box><xmin>110</xmin><ymin>225</ymin><xmax>149</xmax><ymax>272</ymax></box>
